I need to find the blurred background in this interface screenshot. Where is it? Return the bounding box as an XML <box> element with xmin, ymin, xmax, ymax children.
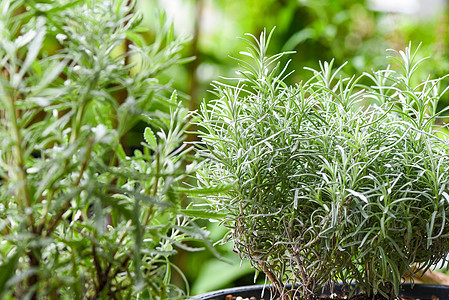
<box><xmin>139</xmin><ymin>0</ymin><xmax>449</xmax><ymax>114</ymax></box>
<box><xmin>133</xmin><ymin>0</ymin><xmax>449</xmax><ymax>295</ymax></box>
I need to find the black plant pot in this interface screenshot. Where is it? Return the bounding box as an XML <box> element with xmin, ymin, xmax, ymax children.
<box><xmin>190</xmin><ymin>283</ymin><xmax>449</xmax><ymax>300</ymax></box>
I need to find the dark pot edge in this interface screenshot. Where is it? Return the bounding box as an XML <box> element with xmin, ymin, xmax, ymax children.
<box><xmin>189</xmin><ymin>283</ymin><xmax>449</xmax><ymax>300</ymax></box>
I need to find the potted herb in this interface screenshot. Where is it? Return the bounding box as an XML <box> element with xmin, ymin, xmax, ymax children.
<box><xmin>0</xmin><ymin>0</ymin><xmax>211</xmax><ymax>299</ymax></box>
<box><xmin>195</xmin><ymin>29</ymin><xmax>449</xmax><ymax>299</ymax></box>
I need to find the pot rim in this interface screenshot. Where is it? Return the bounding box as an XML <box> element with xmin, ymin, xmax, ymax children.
<box><xmin>189</xmin><ymin>283</ymin><xmax>449</xmax><ymax>300</ymax></box>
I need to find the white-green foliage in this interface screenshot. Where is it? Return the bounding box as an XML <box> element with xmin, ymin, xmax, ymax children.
<box><xmin>0</xmin><ymin>0</ymin><xmax>205</xmax><ymax>299</ymax></box>
<box><xmin>197</xmin><ymin>29</ymin><xmax>449</xmax><ymax>299</ymax></box>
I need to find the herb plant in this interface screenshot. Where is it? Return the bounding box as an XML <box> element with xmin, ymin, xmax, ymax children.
<box><xmin>196</xmin><ymin>29</ymin><xmax>449</xmax><ymax>299</ymax></box>
<box><xmin>0</xmin><ymin>0</ymin><xmax>207</xmax><ymax>299</ymax></box>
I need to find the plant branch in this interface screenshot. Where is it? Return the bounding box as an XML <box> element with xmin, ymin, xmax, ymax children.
<box><xmin>44</xmin><ymin>135</ymin><xmax>95</xmax><ymax>237</ymax></box>
<box><xmin>6</xmin><ymin>91</ymin><xmax>35</xmax><ymax>231</ymax></box>
<box><xmin>92</xmin><ymin>244</ymin><xmax>106</xmax><ymax>298</ymax></box>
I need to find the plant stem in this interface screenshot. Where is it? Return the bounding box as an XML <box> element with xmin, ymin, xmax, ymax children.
<box><xmin>142</xmin><ymin>150</ymin><xmax>159</xmax><ymax>227</ymax></box>
<box><xmin>70</xmin><ymin>101</ymin><xmax>88</xmax><ymax>144</ymax></box>
<box><xmin>6</xmin><ymin>92</ymin><xmax>41</xmax><ymax>300</ymax></box>
<box><xmin>92</xmin><ymin>244</ymin><xmax>107</xmax><ymax>298</ymax></box>
<box><xmin>6</xmin><ymin>92</ymin><xmax>35</xmax><ymax>230</ymax></box>
<box><xmin>44</xmin><ymin>135</ymin><xmax>95</xmax><ymax>237</ymax></box>
<box><xmin>188</xmin><ymin>0</ymin><xmax>203</xmax><ymax>113</ymax></box>
<box><xmin>152</xmin><ymin>150</ymin><xmax>160</xmax><ymax>197</ymax></box>
<box><xmin>109</xmin><ymin>149</ymin><xmax>159</xmax><ymax>290</ymax></box>
<box><xmin>28</xmin><ymin>249</ymin><xmax>41</xmax><ymax>300</ymax></box>
<box><xmin>70</xmin><ymin>72</ymin><xmax>98</xmax><ymax>143</ymax></box>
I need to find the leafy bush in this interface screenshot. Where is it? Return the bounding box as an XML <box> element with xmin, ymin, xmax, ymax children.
<box><xmin>0</xmin><ymin>0</ymin><xmax>207</xmax><ymax>299</ymax></box>
<box><xmin>197</xmin><ymin>30</ymin><xmax>449</xmax><ymax>299</ymax></box>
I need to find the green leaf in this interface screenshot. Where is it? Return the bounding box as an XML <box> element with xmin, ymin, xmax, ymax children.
<box><xmin>346</xmin><ymin>189</ymin><xmax>368</xmax><ymax>204</ymax></box>
<box><xmin>116</xmin><ymin>143</ymin><xmax>127</xmax><ymax>160</ymax></box>
<box><xmin>144</xmin><ymin>127</ymin><xmax>157</xmax><ymax>151</ymax></box>
<box><xmin>126</xmin><ymin>31</ymin><xmax>144</xmax><ymax>48</ymax></box>
<box><xmin>34</xmin><ymin>60</ymin><xmax>67</xmax><ymax>92</ymax></box>
<box><xmin>180</xmin><ymin>209</ymin><xmax>227</xmax><ymax>220</ymax></box>
<box><xmin>132</xmin><ymin>199</ymin><xmax>144</xmax><ymax>292</ymax></box>
<box><xmin>169</xmin><ymin>90</ymin><xmax>178</xmax><ymax>103</ymax></box>
<box><xmin>191</xmin><ymin>257</ymin><xmax>253</xmax><ymax>295</ymax></box>
<box><xmin>0</xmin><ymin>249</ymin><xmax>22</xmax><ymax>297</ymax></box>
<box><xmin>176</xmin><ymin>184</ymin><xmax>233</xmax><ymax>195</ymax></box>
<box><xmin>17</xmin><ymin>19</ymin><xmax>46</xmax><ymax>85</ymax></box>
<box><xmin>97</xmin><ymin>193</ymin><xmax>133</xmax><ymax>221</ymax></box>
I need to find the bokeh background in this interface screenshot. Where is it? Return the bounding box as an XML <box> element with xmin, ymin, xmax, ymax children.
<box><xmin>134</xmin><ymin>0</ymin><xmax>449</xmax><ymax>295</ymax></box>
<box><xmin>141</xmin><ymin>0</ymin><xmax>449</xmax><ymax>112</ymax></box>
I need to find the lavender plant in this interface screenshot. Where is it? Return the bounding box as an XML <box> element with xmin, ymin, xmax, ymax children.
<box><xmin>196</xmin><ymin>29</ymin><xmax>449</xmax><ymax>299</ymax></box>
<box><xmin>0</xmin><ymin>0</ymin><xmax>208</xmax><ymax>299</ymax></box>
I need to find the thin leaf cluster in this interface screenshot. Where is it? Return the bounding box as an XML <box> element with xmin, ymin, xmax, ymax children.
<box><xmin>197</xmin><ymin>30</ymin><xmax>449</xmax><ymax>299</ymax></box>
<box><xmin>0</xmin><ymin>0</ymin><xmax>204</xmax><ymax>299</ymax></box>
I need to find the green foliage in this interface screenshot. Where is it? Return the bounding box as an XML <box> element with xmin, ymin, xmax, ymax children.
<box><xmin>0</xmin><ymin>0</ymin><xmax>206</xmax><ymax>299</ymax></box>
<box><xmin>143</xmin><ymin>1</ymin><xmax>449</xmax><ymax>292</ymax></box>
<box><xmin>196</xmin><ymin>29</ymin><xmax>449</xmax><ymax>299</ymax></box>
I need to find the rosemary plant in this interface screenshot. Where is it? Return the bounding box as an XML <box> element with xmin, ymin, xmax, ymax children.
<box><xmin>197</xmin><ymin>29</ymin><xmax>449</xmax><ymax>299</ymax></box>
<box><xmin>0</xmin><ymin>0</ymin><xmax>207</xmax><ymax>299</ymax></box>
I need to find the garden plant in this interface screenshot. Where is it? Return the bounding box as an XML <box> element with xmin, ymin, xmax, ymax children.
<box><xmin>0</xmin><ymin>0</ymin><xmax>212</xmax><ymax>299</ymax></box>
<box><xmin>196</xmin><ymin>29</ymin><xmax>449</xmax><ymax>299</ymax></box>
